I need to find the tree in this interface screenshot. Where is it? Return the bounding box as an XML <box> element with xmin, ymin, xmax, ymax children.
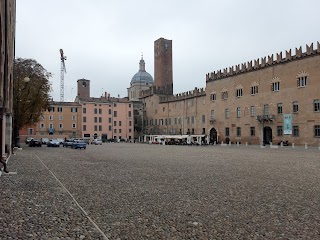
<box><xmin>13</xmin><ymin>58</ymin><xmax>52</xmax><ymax>130</ymax></box>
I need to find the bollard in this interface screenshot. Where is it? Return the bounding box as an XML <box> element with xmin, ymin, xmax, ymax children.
<box><xmin>318</xmin><ymin>143</ymin><xmax>320</xmax><ymax>150</ymax></box>
<box><xmin>305</xmin><ymin>143</ymin><xmax>308</xmax><ymax>149</ymax></box>
<box><xmin>220</xmin><ymin>141</ymin><xmax>223</xmax><ymax>146</ymax></box>
<box><xmin>270</xmin><ymin>142</ymin><xmax>272</xmax><ymax>147</ymax></box>
<box><xmin>237</xmin><ymin>142</ymin><xmax>239</xmax><ymax>146</ymax></box>
<box><xmin>292</xmin><ymin>143</ymin><xmax>295</xmax><ymax>148</ymax></box>
<box><xmin>246</xmin><ymin>142</ymin><xmax>248</xmax><ymax>146</ymax></box>
<box><xmin>214</xmin><ymin>141</ymin><xmax>216</xmax><ymax>145</ymax></box>
<box><xmin>229</xmin><ymin>141</ymin><xmax>231</xmax><ymax>146</ymax></box>
<box><xmin>280</xmin><ymin>142</ymin><xmax>283</xmax><ymax>147</ymax></box>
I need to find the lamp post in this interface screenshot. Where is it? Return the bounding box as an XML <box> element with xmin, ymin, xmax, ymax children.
<box><xmin>15</xmin><ymin>77</ymin><xmax>30</xmax><ymax>148</ymax></box>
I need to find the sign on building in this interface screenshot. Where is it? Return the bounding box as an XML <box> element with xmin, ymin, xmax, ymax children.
<box><xmin>284</xmin><ymin>114</ymin><xmax>292</xmax><ymax>135</ymax></box>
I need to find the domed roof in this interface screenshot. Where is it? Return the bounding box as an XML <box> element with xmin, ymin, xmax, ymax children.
<box><xmin>130</xmin><ymin>57</ymin><xmax>154</xmax><ymax>85</ymax></box>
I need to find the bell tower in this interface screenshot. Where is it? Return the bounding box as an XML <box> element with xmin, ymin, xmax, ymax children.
<box><xmin>154</xmin><ymin>38</ymin><xmax>173</xmax><ymax>95</ymax></box>
<box><xmin>77</xmin><ymin>79</ymin><xmax>90</xmax><ymax>98</ymax></box>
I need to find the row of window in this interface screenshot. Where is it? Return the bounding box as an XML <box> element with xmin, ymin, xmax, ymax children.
<box><xmin>83</xmin><ymin>125</ymin><xmax>132</xmax><ymax>133</ymax></box>
<box><xmin>210</xmin><ymin>76</ymin><xmax>310</xmax><ymax>101</ymax></box>
<box><xmin>225</xmin><ymin>125</ymin><xmax>320</xmax><ymax>137</ymax></box>
<box><xmin>83</xmin><ymin>117</ymin><xmax>132</xmax><ymax>127</ymax></box>
<box><xmin>44</xmin><ymin>115</ymin><xmax>77</xmax><ymax>121</ymax></box>
<box><xmin>82</xmin><ymin>108</ymin><xmax>132</xmax><ymax>118</ymax></box>
<box><xmin>47</xmin><ymin>107</ymin><xmax>78</xmax><ymax>112</ymax></box>
<box><xmin>40</xmin><ymin>123</ymin><xmax>77</xmax><ymax>129</ymax></box>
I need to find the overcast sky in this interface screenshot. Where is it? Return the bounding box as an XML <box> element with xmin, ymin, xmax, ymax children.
<box><xmin>16</xmin><ymin>0</ymin><xmax>320</xmax><ymax>102</ymax></box>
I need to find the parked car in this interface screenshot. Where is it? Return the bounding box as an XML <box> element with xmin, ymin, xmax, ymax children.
<box><xmin>91</xmin><ymin>139</ymin><xmax>102</xmax><ymax>145</ymax></box>
<box><xmin>29</xmin><ymin>139</ymin><xmax>42</xmax><ymax>147</ymax></box>
<box><xmin>72</xmin><ymin>140</ymin><xmax>86</xmax><ymax>149</ymax></box>
<box><xmin>63</xmin><ymin>139</ymin><xmax>74</xmax><ymax>147</ymax></box>
<box><xmin>47</xmin><ymin>139</ymin><xmax>60</xmax><ymax>147</ymax></box>
<box><xmin>57</xmin><ymin>138</ymin><xmax>64</xmax><ymax>145</ymax></box>
<box><xmin>41</xmin><ymin>138</ymin><xmax>49</xmax><ymax>145</ymax></box>
<box><xmin>25</xmin><ymin>137</ymin><xmax>34</xmax><ymax>144</ymax></box>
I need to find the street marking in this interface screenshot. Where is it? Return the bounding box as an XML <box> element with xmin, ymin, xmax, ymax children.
<box><xmin>36</xmin><ymin>155</ymin><xmax>109</xmax><ymax>240</ymax></box>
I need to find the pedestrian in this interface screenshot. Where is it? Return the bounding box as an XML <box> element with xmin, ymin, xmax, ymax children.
<box><xmin>0</xmin><ymin>155</ymin><xmax>9</xmax><ymax>173</ymax></box>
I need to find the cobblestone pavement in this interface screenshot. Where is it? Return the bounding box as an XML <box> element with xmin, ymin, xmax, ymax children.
<box><xmin>1</xmin><ymin>143</ymin><xmax>320</xmax><ymax>239</ymax></box>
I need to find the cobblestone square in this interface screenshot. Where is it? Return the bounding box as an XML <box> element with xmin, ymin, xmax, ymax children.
<box><xmin>1</xmin><ymin>143</ymin><xmax>320</xmax><ymax>239</ymax></box>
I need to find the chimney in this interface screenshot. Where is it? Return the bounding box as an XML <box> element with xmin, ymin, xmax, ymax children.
<box><xmin>104</xmin><ymin>91</ymin><xmax>107</xmax><ymax>99</ymax></box>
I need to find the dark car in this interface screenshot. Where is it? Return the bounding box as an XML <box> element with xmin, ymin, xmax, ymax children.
<box><xmin>29</xmin><ymin>139</ymin><xmax>42</xmax><ymax>147</ymax></box>
<box><xmin>47</xmin><ymin>139</ymin><xmax>60</xmax><ymax>147</ymax></box>
<box><xmin>63</xmin><ymin>139</ymin><xmax>74</xmax><ymax>147</ymax></box>
<box><xmin>72</xmin><ymin>140</ymin><xmax>86</xmax><ymax>149</ymax></box>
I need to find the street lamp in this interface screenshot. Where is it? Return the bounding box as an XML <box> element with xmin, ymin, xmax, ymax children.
<box><xmin>15</xmin><ymin>77</ymin><xmax>30</xmax><ymax>148</ymax></box>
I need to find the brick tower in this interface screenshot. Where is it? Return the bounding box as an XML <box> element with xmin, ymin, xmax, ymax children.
<box><xmin>77</xmin><ymin>78</ymin><xmax>90</xmax><ymax>98</ymax></box>
<box><xmin>154</xmin><ymin>38</ymin><xmax>173</xmax><ymax>95</ymax></box>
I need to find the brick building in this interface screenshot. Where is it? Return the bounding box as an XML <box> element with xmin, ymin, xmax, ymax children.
<box><xmin>140</xmin><ymin>39</ymin><xmax>320</xmax><ymax>146</ymax></box>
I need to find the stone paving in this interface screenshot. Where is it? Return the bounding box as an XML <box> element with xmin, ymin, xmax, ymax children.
<box><xmin>1</xmin><ymin>143</ymin><xmax>320</xmax><ymax>239</ymax></box>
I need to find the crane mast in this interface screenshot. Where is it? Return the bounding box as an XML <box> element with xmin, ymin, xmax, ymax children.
<box><xmin>60</xmin><ymin>49</ymin><xmax>67</xmax><ymax>102</ymax></box>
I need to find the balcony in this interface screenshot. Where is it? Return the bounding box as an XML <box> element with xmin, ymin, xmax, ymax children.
<box><xmin>256</xmin><ymin>114</ymin><xmax>275</xmax><ymax>123</ymax></box>
<box><xmin>210</xmin><ymin>118</ymin><xmax>215</xmax><ymax>124</ymax></box>
<box><xmin>47</xmin><ymin>128</ymin><xmax>55</xmax><ymax>134</ymax></box>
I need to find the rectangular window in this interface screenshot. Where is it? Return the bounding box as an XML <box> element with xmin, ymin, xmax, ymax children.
<box><xmin>236</xmin><ymin>88</ymin><xmax>243</xmax><ymax>98</ymax></box>
<box><xmin>237</xmin><ymin>107</ymin><xmax>241</xmax><ymax>118</ymax></box>
<box><xmin>49</xmin><ymin>123</ymin><xmax>53</xmax><ymax>129</ymax></box>
<box><xmin>94</xmin><ymin>108</ymin><xmax>97</xmax><ymax>114</ymax></box>
<box><xmin>114</xmin><ymin>121</ymin><xmax>117</xmax><ymax>126</ymax></box>
<box><xmin>186</xmin><ymin>117</ymin><xmax>189</xmax><ymax>124</ymax></box>
<box><xmin>83</xmin><ymin>125</ymin><xmax>86</xmax><ymax>131</ymax></box>
<box><xmin>315</xmin><ymin>125</ymin><xmax>320</xmax><ymax>137</ymax></box>
<box><xmin>114</xmin><ymin>129</ymin><xmax>117</xmax><ymax>133</ymax></box>
<box><xmin>202</xmin><ymin>115</ymin><xmax>206</xmax><ymax>123</ymax></box>
<box><xmin>108</xmin><ymin>109</ymin><xmax>111</xmax><ymax>114</ymax></box>
<box><xmin>297</xmin><ymin>76</ymin><xmax>308</xmax><ymax>87</ymax></box>
<box><xmin>49</xmin><ymin>115</ymin><xmax>53</xmax><ymax>120</ymax></box>
<box><xmin>114</xmin><ymin>103</ymin><xmax>117</xmax><ymax>107</ymax></box>
<box><xmin>94</xmin><ymin>117</ymin><xmax>97</xmax><ymax>123</ymax></box>
<box><xmin>83</xmin><ymin>108</ymin><xmax>86</xmax><ymax>114</ymax></box>
<box><xmin>59</xmin><ymin>115</ymin><xmax>63</xmax><ymax>120</ymax></box>
<box><xmin>99</xmin><ymin>109</ymin><xmax>102</xmax><ymax>114</ymax></box>
<box><xmin>119</xmin><ymin>129</ymin><xmax>122</xmax><ymax>134</ymax></box>
<box><xmin>210</xmin><ymin>93</ymin><xmax>216</xmax><ymax>101</ymax></box>
<box><xmin>108</xmin><ymin>126</ymin><xmax>112</xmax><ymax>131</ymax></box>
<box><xmin>236</xmin><ymin>127</ymin><xmax>241</xmax><ymax>137</ymax></box>
<box><xmin>250</xmin><ymin>127</ymin><xmax>255</xmax><ymax>136</ymax></box>
<box><xmin>99</xmin><ymin>125</ymin><xmax>102</xmax><ymax>131</ymax></box>
<box><xmin>94</xmin><ymin>125</ymin><xmax>97</xmax><ymax>131</ymax></box>
<box><xmin>129</xmin><ymin>121</ymin><xmax>132</xmax><ymax>126</ymax></box>
<box><xmin>174</xmin><ymin>118</ymin><xmax>177</xmax><ymax>125</ymax></box>
<box><xmin>211</xmin><ymin>110</ymin><xmax>215</xmax><ymax>119</ymax></box>
<box><xmin>250</xmin><ymin>106</ymin><xmax>256</xmax><ymax>117</ymax></box>
<box><xmin>277</xmin><ymin>126</ymin><xmax>283</xmax><ymax>136</ymax></box>
<box><xmin>72</xmin><ymin>123</ymin><xmax>76</xmax><ymax>129</ymax></box>
<box><xmin>119</xmin><ymin>121</ymin><xmax>122</xmax><ymax>126</ymax></box>
<box><xmin>83</xmin><ymin>117</ymin><xmax>86</xmax><ymax>122</ymax></box>
<box><xmin>263</xmin><ymin>104</ymin><xmax>269</xmax><ymax>115</ymax></box>
<box><xmin>72</xmin><ymin>115</ymin><xmax>76</xmax><ymax>121</ymax></box>
<box><xmin>108</xmin><ymin>118</ymin><xmax>111</xmax><ymax>123</ymax></box>
<box><xmin>40</xmin><ymin>123</ymin><xmax>45</xmax><ymax>129</ymax></box>
<box><xmin>71</xmin><ymin>107</ymin><xmax>77</xmax><ymax>112</ymax></box>
<box><xmin>314</xmin><ymin>99</ymin><xmax>320</xmax><ymax>112</ymax></box>
<box><xmin>49</xmin><ymin>107</ymin><xmax>55</xmax><ymax>112</ymax></box>
<box><xmin>225</xmin><ymin>127</ymin><xmax>230</xmax><ymax>137</ymax></box>
<box><xmin>271</xmin><ymin>82</ymin><xmax>280</xmax><ymax>91</ymax></box>
<box><xmin>293</xmin><ymin>101</ymin><xmax>299</xmax><ymax>113</ymax></box>
<box><xmin>225</xmin><ymin>108</ymin><xmax>229</xmax><ymax>119</ymax></box>
<box><xmin>191</xmin><ymin>116</ymin><xmax>195</xmax><ymax>124</ymax></box>
<box><xmin>129</xmin><ymin>129</ymin><xmax>132</xmax><ymax>133</ymax></box>
<box><xmin>59</xmin><ymin>123</ymin><xmax>63</xmax><ymax>129</ymax></box>
<box><xmin>277</xmin><ymin>103</ymin><xmax>283</xmax><ymax>114</ymax></box>
<box><xmin>251</xmin><ymin>85</ymin><xmax>258</xmax><ymax>95</ymax></box>
<box><xmin>293</xmin><ymin>126</ymin><xmax>299</xmax><ymax>136</ymax></box>
<box><xmin>99</xmin><ymin>117</ymin><xmax>102</xmax><ymax>123</ymax></box>
<box><xmin>114</xmin><ymin>111</ymin><xmax>117</xmax><ymax>117</ymax></box>
<box><xmin>57</xmin><ymin>107</ymin><xmax>63</xmax><ymax>112</ymax></box>
<box><xmin>128</xmin><ymin>111</ymin><xmax>132</xmax><ymax>117</ymax></box>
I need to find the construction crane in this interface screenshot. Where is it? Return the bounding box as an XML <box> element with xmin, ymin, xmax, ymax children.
<box><xmin>59</xmin><ymin>49</ymin><xmax>67</xmax><ymax>102</ymax></box>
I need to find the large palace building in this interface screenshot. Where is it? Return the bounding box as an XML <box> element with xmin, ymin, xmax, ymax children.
<box><xmin>140</xmin><ymin>38</ymin><xmax>320</xmax><ymax>146</ymax></box>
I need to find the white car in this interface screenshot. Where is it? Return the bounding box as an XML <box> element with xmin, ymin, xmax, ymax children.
<box><xmin>91</xmin><ymin>139</ymin><xmax>102</xmax><ymax>145</ymax></box>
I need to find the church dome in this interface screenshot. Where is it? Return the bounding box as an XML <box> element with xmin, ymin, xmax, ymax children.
<box><xmin>130</xmin><ymin>57</ymin><xmax>154</xmax><ymax>85</ymax></box>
